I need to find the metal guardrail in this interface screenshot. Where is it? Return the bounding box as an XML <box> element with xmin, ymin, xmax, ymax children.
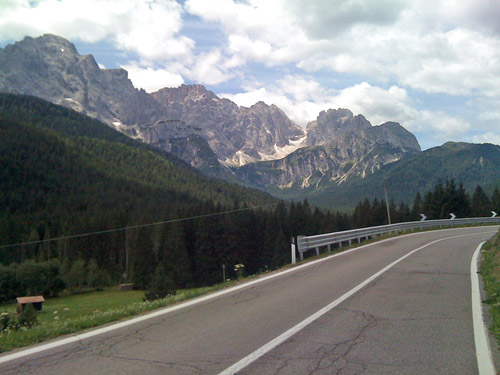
<box><xmin>296</xmin><ymin>217</ymin><xmax>500</xmax><ymax>261</ymax></box>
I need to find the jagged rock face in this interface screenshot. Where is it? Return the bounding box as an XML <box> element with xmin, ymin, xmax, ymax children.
<box><xmin>306</xmin><ymin>108</ymin><xmax>371</xmax><ymax>146</ymax></box>
<box><xmin>0</xmin><ymin>35</ymin><xmax>283</xmax><ymax>176</ymax></box>
<box><xmin>0</xmin><ymin>35</ymin><xmax>306</xmax><ymax>170</ymax></box>
<box><xmin>0</xmin><ymin>35</ymin><xmax>225</xmax><ymax>174</ymax></box>
<box><xmin>234</xmin><ymin>112</ymin><xmax>421</xmax><ymax>191</ymax></box>
<box><xmin>152</xmin><ymin>85</ymin><xmax>306</xmax><ymax>166</ymax></box>
<box><xmin>0</xmin><ymin>34</ymin><xmax>423</xmax><ymax>192</ymax></box>
<box><xmin>361</xmin><ymin>121</ymin><xmax>421</xmax><ymax>153</ymax></box>
<box><xmin>0</xmin><ymin>34</ymin><xmax>167</xmax><ymax>136</ymax></box>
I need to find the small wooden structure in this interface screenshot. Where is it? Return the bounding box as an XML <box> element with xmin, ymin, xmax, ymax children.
<box><xmin>118</xmin><ymin>283</ymin><xmax>134</xmax><ymax>291</ymax></box>
<box><xmin>16</xmin><ymin>296</ymin><xmax>45</xmax><ymax>313</ymax></box>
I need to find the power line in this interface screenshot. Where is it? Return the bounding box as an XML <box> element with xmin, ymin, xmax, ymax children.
<box><xmin>0</xmin><ymin>201</ymin><xmax>288</xmax><ymax>251</ymax></box>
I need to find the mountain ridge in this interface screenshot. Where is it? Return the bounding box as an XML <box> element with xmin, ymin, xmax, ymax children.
<box><xmin>0</xmin><ymin>34</ymin><xmax>431</xmax><ymax>206</ymax></box>
<box><xmin>304</xmin><ymin>141</ymin><xmax>500</xmax><ymax>210</ymax></box>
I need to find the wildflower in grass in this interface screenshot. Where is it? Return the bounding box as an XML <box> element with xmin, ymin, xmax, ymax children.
<box><xmin>234</xmin><ymin>264</ymin><xmax>245</xmax><ymax>279</ymax></box>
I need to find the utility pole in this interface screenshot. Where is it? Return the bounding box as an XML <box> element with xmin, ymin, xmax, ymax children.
<box><xmin>124</xmin><ymin>226</ymin><xmax>129</xmax><ymax>283</ymax></box>
<box><xmin>384</xmin><ymin>179</ymin><xmax>392</xmax><ymax>225</ymax></box>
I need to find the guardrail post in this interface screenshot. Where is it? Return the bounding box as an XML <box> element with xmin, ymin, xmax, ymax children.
<box><xmin>327</xmin><ymin>244</ymin><xmax>331</xmax><ymax>252</ymax></box>
<box><xmin>315</xmin><ymin>247</ymin><xmax>319</xmax><ymax>256</ymax></box>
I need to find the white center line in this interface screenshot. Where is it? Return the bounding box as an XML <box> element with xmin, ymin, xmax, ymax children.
<box><xmin>218</xmin><ymin>231</ymin><xmax>496</xmax><ymax>375</ymax></box>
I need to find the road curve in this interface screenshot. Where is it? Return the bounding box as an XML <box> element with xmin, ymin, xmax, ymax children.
<box><xmin>1</xmin><ymin>226</ymin><xmax>497</xmax><ymax>375</ymax></box>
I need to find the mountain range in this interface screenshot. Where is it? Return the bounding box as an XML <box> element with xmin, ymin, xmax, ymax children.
<box><xmin>1</xmin><ymin>34</ymin><xmax>499</xmax><ymax>209</ymax></box>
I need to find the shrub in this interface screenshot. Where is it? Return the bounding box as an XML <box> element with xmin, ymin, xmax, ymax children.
<box><xmin>17</xmin><ymin>303</ymin><xmax>37</xmax><ymax>328</ymax></box>
<box><xmin>144</xmin><ymin>266</ymin><xmax>176</xmax><ymax>301</ymax></box>
<box><xmin>0</xmin><ymin>312</ymin><xmax>11</xmax><ymax>330</ymax></box>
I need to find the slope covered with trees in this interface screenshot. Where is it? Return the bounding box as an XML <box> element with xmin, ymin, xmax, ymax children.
<box><xmin>0</xmin><ymin>94</ymin><xmax>352</xmax><ymax>294</ymax></box>
<box><xmin>1</xmin><ymin>94</ymin><xmax>499</xmax><ymax>302</ymax></box>
<box><xmin>308</xmin><ymin>141</ymin><xmax>500</xmax><ymax>210</ymax></box>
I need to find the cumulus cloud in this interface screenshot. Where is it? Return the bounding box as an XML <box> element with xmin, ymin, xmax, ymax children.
<box><xmin>122</xmin><ymin>62</ymin><xmax>184</xmax><ymax>92</ymax></box>
<box><xmin>185</xmin><ymin>0</ymin><xmax>500</xmax><ymax>100</ymax></box>
<box><xmin>287</xmin><ymin>0</ymin><xmax>406</xmax><ymax>38</ymax></box>
<box><xmin>472</xmin><ymin>133</ymin><xmax>500</xmax><ymax>146</ymax></box>
<box><xmin>0</xmin><ymin>0</ymin><xmax>237</xmax><ymax>89</ymax></box>
<box><xmin>0</xmin><ymin>0</ymin><xmax>194</xmax><ymax>59</ymax></box>
<box><xmin>220</xmin><ymin>77</ymin><xmax>479</xmax><ymax>149</ymax></box>
<box><xmin>186</xmin><ymin>49</ymin><xmax>233</xmax><ymax>85</ymax></box>
<box><xmin>1</xmin><ymin>0</ymin><xmax>499</xmax><ymax>148</ymax></box>
<box><xmin>221</xmin><ymin>79</ymin><xmax>412</xmax><ymax>126</ymax></box>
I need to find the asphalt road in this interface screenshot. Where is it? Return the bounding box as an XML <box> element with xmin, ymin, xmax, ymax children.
<box><xmin>1</xmin><ymin>226</ymin><xmax>497</xmax><ymax>375</ymax></box>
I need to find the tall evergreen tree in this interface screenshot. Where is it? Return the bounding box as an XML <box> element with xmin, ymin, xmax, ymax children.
<box><xmin>471</xmin><ymin>185</ymin><xmax>491</xmax><ymax>217</ymax></box>
<box><xmin>411</xmin><ymin>191</ymin><xmax>422</xmax><ymax>220</ymax></box>
<box><xmin>492</xmin><ymin>187</ymin><xmax>500</xmax><ymax>214</ymax></box>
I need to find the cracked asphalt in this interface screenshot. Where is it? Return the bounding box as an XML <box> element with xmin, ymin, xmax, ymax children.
<box><xmin>1</xmin><ymin>226</ymin><xmax>497</xmax><ymax>375</ymax></box>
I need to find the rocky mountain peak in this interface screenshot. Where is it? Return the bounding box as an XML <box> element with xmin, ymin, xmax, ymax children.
<box><xmin>152</xmin><ymin>85</ymin><xmax>305</xmax><ymax>166</ymax></box>
<box><xmin>154</xmin><ymin>84</ymin><xmax>218</xmax><ymax>103</ymax></box>
<box><xmin>20</xmin><ymin>33</ymin><xmax>78</xmax><ymax>55</ymax></box>
<box><xmin>306</xmin><ymin>108</ymin><xmax>371</xmax><ymax>146</ymax></box>
<box><xmin>364</xmin><ymin>122</ymin><xmax>421</xmax><ymax>153</ymax></box>
<box><xmin>1</xmin><ymin>33</ymin><xmax>424</xmax><ymax>192</ymax></box>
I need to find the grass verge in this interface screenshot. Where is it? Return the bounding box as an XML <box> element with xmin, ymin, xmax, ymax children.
<box><xmin>0</xmin><ymin>284</ymin><xmax>234</xmax><ymax>353</ymax></box>
<box><xmin>480</xmin><ymin>229</ymin><xmax>500</xmax><ymax>342</ymax></box>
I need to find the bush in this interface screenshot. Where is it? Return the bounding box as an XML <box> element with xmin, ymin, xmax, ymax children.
<box><xmin>17</xmin><ymin>303</ymin><xmax>38</xmax><ymax>328</ymax></box>
<box><xmin>0</xmin><ymin>265</ymin><xmax>21</xmax><ymax>302</ymax></box>
<box><xmin>144</xmin><ymin>266</ymin><xmax>176</xmax><ymax>301</ymax></box>
<box><xmin>0</xmin><ymin>312</ymin><xmax>11</xmax><ymax>330</ymax></box>
<box><xmin>65</xmin><ymin>260</ymin><xmax>86</xmax><ymax>292</ymax></box>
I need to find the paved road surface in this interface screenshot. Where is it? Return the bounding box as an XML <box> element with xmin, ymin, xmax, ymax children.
<box><xmin>0</xmin><ymin>226</ymin><xmax>497</xmax><ymax>374</ymax></box>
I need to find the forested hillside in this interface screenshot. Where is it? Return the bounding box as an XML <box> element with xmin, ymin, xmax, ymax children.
<box><xmin>1</xmin><ymin>94</ymin><xmax>499</xmax><ymax>299</ymax></box>
<box><xmin>308</xmin><ymin>141</ymin><xmax>500</xmax><ymax>210</ymax></box>
<box><xmin>0</xmin><ymin>94</ymin><xmax>351</xmax><ymax>291</ymax></box>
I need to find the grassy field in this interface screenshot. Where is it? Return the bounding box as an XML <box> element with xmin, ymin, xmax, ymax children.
<box><xmin>0</xmin><ymin>285</ymin><xmax>225</xmax><ymax>352</ymax></box>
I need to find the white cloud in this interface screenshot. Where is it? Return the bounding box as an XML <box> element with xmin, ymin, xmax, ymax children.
<box><xmin>185</xmin><ymin>0</ymin><xmax>500</xmax><ymax>99</ymax></box>
<box><xmin>113</xmin><ymin>1</ymin><xmax>194</xmax><ymax>62</ymax></box>
<box><xmin>221</xmin><ymin>79</ymin><xmax>414</xmax><ymax>127</ymax></box>
<box><xmin>186</xmin><ymin>49</ymin><xmax>233</xmax><ymax>85</ymax></box>
<box><xmin>122</xmin><ymin>62</ymin><xmax>184</xmax><ymax>92</ymax></box>
<box><xmin>287</xmin><ymin>0</ymin><xmax>407</xmax><ymax>38</ymax></box>
<box><xmin>1</xmin><ymin>0</ymin><xmax>500</xmax><ymax>150</ymax></box>
<box><xmin>220</xmin><ymin>78</ymin><xmax>476</xmax><ymax>150</ymax></box>
<box><xmin>0</xmin><ymin>0</ymin><xmax>195</xmax><ymax>61</ymax></box>
<box><xmin>471</xmin><ymin>133</ymin><xmax>500</xmax><ymax>146</ymax></box>
<box><xmin>479</xmin><ymin>111</ymin><xmax>500</xmax><ymax>121</ymax></box>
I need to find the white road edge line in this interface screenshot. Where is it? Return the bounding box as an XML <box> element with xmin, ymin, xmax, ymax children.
<box><xmin>0</xmin><ymin>227</ymin><xmax>494</xmax><ymax>366</ymax></box>
<box><xmin>471</xmin><ymin>242</ymin><xmax>496</xmax><ymax>375</ymax></box>
<box><xmin>0</xmin><ymin>227</ymin><xmax>415</xmax><ymax>365</ymax></box>
<box><xmin>218</xmin><ymin>231</ymin><xmax>497</xmax><ymax>375</ymax></box>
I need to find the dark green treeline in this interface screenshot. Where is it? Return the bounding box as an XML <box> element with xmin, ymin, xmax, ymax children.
<box><xmin>352</xmin><ymin>178</ymin><xmax>500</xmax><ymax>228</ymax></box>
<box><xmin>1</xmin><ymin>94</ymin><xmax>500</xmax><ymax>301</ymax></box>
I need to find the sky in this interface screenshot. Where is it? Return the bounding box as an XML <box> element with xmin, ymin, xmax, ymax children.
<box><xmin>1</xmin><ymin>0</ymin><xmax>500</xmax><ymax>150</ymax></box>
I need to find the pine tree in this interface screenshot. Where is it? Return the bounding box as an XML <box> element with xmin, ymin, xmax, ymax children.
<box><xmin>471</xmin><ymin>185</ymin><xmax>491</xmax><ymax>217</ymax></box>
<box><xmin>160</xmin><ymin>221</ymin><xmax>193</xmax><ymax>288</ymax></box>
<box><xmin>131</xmin><ymin>226</ymin><xmax>156</xmax><ymax>288</ymax></box>
<box><xmin>411</xmin><ymin>192</ymin><xmax>422</xmax><ymax>220</ymax></box>
<box><xmin>492</xmin><ymin>187</ymin><xmax>500</xmax><ymax>214</ymax></box>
